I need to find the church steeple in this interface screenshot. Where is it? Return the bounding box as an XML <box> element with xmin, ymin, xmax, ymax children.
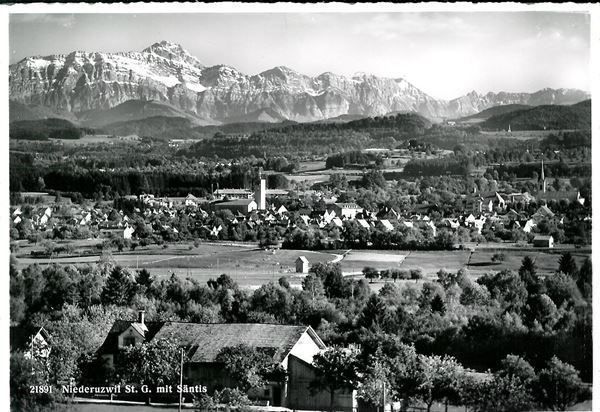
<box><xmin>507</xmin><ymin>124</ymin><xmax>511</xmax><ymax>133</ymax></box>
<box><xmin>540</xmin><ymin>158</ymin><xmax>546</xmax><ymax>193</ymax></box>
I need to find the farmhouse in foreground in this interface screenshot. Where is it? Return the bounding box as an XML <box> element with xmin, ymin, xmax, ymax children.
<box><xmin>98</xmin><ymin>311</ymin><xmax>356</xmax><ymax>410</ymax></box>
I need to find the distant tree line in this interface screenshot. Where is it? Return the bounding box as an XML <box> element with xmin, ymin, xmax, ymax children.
<box><xmin>489</xmin><ymin>162</ymin><xmax>591</xmax><ymax>180</ymax></box>
<box><xmin>325</xmin><ymin>151</ymin><xmax>378</xmax><ymax>169</ymax></box>
<box><xmin>402</xmin><ymin>156</ymin><xmax>472</xmax><ymax>177</ymax></box>
<box><xmin>10</xmin><ymin>118</ymin><xmax>94</xmax><ymax>141</ymax></box>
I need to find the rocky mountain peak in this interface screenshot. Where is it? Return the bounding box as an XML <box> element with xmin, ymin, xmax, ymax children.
<box><xmin>8</xmin><ymin>41</ymin><xmax>591</xmax><ymax>124</ymax></box>
<box><xmin>142</xmin><ymin>40</ymin><xmax>203</xmax><ymax>68</ymax></box>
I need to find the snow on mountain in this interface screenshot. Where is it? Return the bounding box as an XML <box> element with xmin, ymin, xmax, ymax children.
<box><xmin>9</xmin><ymin>40</ymin><xmax>591</xmax><ymax>124</ymax></box>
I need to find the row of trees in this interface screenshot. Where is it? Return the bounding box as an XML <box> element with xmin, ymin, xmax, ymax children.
<box><xmin>313</xmin><ymin>343</ymin><xmax>589</xmax><ymax>412</ymax></box>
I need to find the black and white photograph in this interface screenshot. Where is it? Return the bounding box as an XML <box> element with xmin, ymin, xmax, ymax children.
<box><xmin>5</xmin><ymin>4</ymin><xmax>596</xmax><ymax>412</ymax></box>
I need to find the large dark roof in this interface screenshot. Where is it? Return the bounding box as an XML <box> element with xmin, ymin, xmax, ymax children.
<box><xmin>153</xmin><ymin>323</ymin><xmax>317</xmax><ymax>363</ymax></box>
<box><xmin>97</xmin><ymin>321</ymin><xmax>324</xmax><ymax>364</ymax></box>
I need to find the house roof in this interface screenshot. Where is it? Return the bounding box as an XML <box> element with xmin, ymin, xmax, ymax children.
<box><xmin>357</xmin><ymin>219</ymin><xmax>370</xmax><ymax>229</ymax></box>
<box><xmin>534</xmin><ymin>205</ymin><xmax>555</xmax><ymax>218</ymax></box>
<box><xmin>533</xmin><ymin>235</ymin><xmax>553</xmax><ymax>241</ymax></box>
<box><xmin>333</xmin><ymin>203</ymin><xmax>362</xmax><ymax>210</ymax></box>
<box><xmin>213</xmin><ymin>199</ymin><xmax>256</xmax><ymax>207</ymax></box>
<box><xmin>214</xmin><ymin>189</ymin><xmax>252</xmax><ymax>195</ymax></box>
<box><xmin>97</xmin><ymin>320</ymin><xmax>164</xmax><ymax>355</ymax></box>
<box><xmin>10</xmin><ymin>326</ymin><xmax>50</xmax><ymax>351</ymax></box>
<box><xmin>152</xmin><ymin>323</ymin><xmax>321</xmax><ymax>363</ymax></box>
<box><xmin>266</xmin><ymin>189</ymin><xmax>289</xmax><ymax>196</ymax></box>
<box><xmin>296</xmin><ymin>256</ymin><xmax>309</xmax><ymax>263</ymax></box>
<box><xmin>379</xmin><ymin>219</ymin><xmax>394</xmax><ymax>230</ymax></box>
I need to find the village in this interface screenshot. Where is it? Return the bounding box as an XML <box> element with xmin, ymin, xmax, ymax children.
<box><xmin>7</xmin><ymin>8</ymin><xmax>594</xmax><ymax>412</ymax></box>
<box><xmin>10</xmin><ymin>161</ymin><xmax>589</xmax><ymax>263</ymax></box>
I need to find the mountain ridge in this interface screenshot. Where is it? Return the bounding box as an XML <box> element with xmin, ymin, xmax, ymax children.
<box><xmin>10</xmin><ymin>40</ymin><xmax>591</xmax><ymax>124</ymax></box>
<box><xmin>480</xmin><ymin>100</ymin><xmax>591</xmax><ymax>131</ymax></box>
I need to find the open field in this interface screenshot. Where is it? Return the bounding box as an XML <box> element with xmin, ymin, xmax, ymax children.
<box><xmin>286</xmin><ymin>171</ymin><xmax>362</xmax><ymax>185</ymax></box>
<box><xmin>14</xmin><ymin>240</ymin><xmax>590</xmax><ymax>291</ymax></box>
<box><xmin>297</xmin><ymin>160</ymin><xmax>326</xmax><ymax>171</ymax></box>
<box><xmin>47</xmin><ymin>134</ymin><xmax>142</xmax><ymax>146</ymax></box>
<box><xmin>340</xmin><ymin>247</ymin><xmax>589</xmax><ymax>277</ymax></box>
<box><xmin>14</xmin><ymin>243</ymin><xmax>338</xmax><ymax>289</ymax></box>
<box><xmin>285</xmin><ymin>174</ymin><xmax>331</xmax><ymax>184</ymax></box>
<box><xmin>342</xmin><ymin>247</ymin><xmax>590</xmax><ymax>293</ymax></box>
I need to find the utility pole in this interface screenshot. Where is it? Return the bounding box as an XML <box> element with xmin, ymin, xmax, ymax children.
<box><xmin>382</xmin><ymin>380</ymin><xmax>386</xmax><ymax>412</ymax></box>
<box><xmin>178</xmin><ymin>348</ymin><xmax>184</xmax><ymax>412</ymax></box>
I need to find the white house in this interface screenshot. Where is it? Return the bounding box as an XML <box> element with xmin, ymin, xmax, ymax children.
<box><xmin>185</xmin><ymin>194</ymin><xmax>199</xmax><ymax>206</ymax></box>
<box><xmin>533</xmin><ymin>235</ymin><xmax>554</xmax><ymax>248</ymax></box>
<box><xmin>123</xmin><ymin>226</ymin><xmax>135</xmax><ymax>240</ymax></box>
<box><xmin>330</xmin><ymin>203</ymin><xmax>363</xmax><ymax>220</ymax></box>
<box><xmin>296</xmin><ymin>256</ymin><xmax>309</xmax><ymax>273</ymax></box>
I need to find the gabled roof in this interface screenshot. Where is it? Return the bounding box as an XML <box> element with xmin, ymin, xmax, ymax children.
<box><xmin>152</xmin><ymin>323</ymin><xmax>322</xmax><ymax>363</ymax></box>
<box><xmin>534</xmin><ymin>205</ymin><xmax>555</xmax><ymax>218</ymax></box>
<box><xmin>357</xmin><ymin>219</ymin><xmax>370</xmax><ymax>229</ymax></box>
<box><xmin>97</xmin><ymin>320</ymin><xmax>164</xmax><ymax>355</ymax></box>
<box><xmin>10</xmin><ymin>326</ymin><xmax>51</xmax><ymax>352</ymax></box>
<box><xmin>379</xmin><ymin>219</ymin><xmax>394</xmax><ymax>231</ymax></box>
<box><xmin>331</xmin><ymin>217</ymin><xmax>344</xmax><ymax>227</ymax></box>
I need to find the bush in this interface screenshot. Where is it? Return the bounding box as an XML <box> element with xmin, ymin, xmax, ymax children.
<box><xmin>491</xmin><ymin>252</ymin><xmax>506</xmax><ymax>263</ymax></box>
<box><xmin>410</xmin><ymin>268</ymin><xmax>423</xmax><ymax>280</ymax></box>
<box><xmin>194</xmin><ymin>392</ymin><xmax>217</xmax><ymax>409</ymax></box>
<box><xmin>215</xmin><ymin>388</ymin><xmax>251</xmax><ymax>407</ymax></box>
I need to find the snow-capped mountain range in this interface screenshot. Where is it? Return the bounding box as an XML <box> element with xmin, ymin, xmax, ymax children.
<box><xmin>9</xmin><ymin>40</ymin><xmax>591</xmax><ymax>124</ymax></box>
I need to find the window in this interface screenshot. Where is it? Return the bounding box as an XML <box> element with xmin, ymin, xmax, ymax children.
<box><xmin>123</xmin><ymin>337</ymin><xmax>136</xmax><ymax>347</ymax></box>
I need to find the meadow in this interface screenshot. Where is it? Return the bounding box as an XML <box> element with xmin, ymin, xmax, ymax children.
<box><xmin>14</xmin><ymin>239</ymin><xmax>590</xmax><ymax>291</ymax></box>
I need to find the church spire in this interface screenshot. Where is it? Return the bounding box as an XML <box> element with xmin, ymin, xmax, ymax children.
<box><xmin>540</xmin><ymin>158</ymin><xmax>546</xmax><ymax>193</ymax></box>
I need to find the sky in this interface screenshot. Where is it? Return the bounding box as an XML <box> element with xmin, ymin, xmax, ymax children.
<box><xmin>8</xmin><ymin>12</ymin><xmax>590</xmax><ymax>100</ymax></box>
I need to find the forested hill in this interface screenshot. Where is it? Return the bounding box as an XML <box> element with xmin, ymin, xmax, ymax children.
<box><xmin>9</xmin><ymin>118</ymin><xmax>93</xmax><ymax>140</ymax></box>
<box><xmin>102</xmin><ymin>116</ymin><xmax>205</xmax><ymax>140</ymax></box>
<box><xmin>183</xmin><ymin>113</ymin><xmax>433</xmax><ymax>158</ymax></box>
<box><xmin>456</xmin><ymin>104</ymin><xmax>531</xmax><ymax>123</ymax></box>
<box><xmin>192</xmin><ymin>120</ymin><xmax>298</xmax><ymax>137</ymax></box>
<box><xmin>272</xmin><ymin>112</ymin><xmax>432</xmax><ymax>134</ymax></box>
<box><xmin>481</xmin><ymin>100</ymin><xmax>591</xmax><ymax>131</ymax></box>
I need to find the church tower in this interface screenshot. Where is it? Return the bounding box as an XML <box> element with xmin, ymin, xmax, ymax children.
<box><xmin>507</xmin><ymin>124</ymin><xmax>511</xmax><ymax>133</ymax></box>
<box><xmin>540</xmin><ymin>158</ymin><xmax>546</xmax><ymax>193</ymax></box>
<box><xmin>255</xmin><ymin>169</ymin><xmax>267</xmax><ymax>210</ymax></box>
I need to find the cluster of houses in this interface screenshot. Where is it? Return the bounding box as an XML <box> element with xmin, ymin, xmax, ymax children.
<box><xmin>466</xmin><ymin>189</ymin><xmax>584</xmax><ymax>214</ymax></box>
<box><xmin>11</xmin><ymin>174</ymin><xmax>587</xmax><ymax>250</ymax></box>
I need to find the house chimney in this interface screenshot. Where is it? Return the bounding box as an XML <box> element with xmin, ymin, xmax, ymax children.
<box><xmin>138</xmin><ymin>310</ymin><xmax>145</xmax><ymax>325</ymax></box>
